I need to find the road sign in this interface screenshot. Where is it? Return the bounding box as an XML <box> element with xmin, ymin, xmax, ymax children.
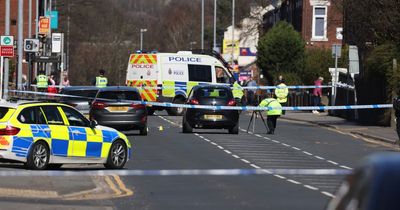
<box><xmin>0</xmin><ymin>46</ymin><xmax>14</xmax><ymax>57</ymax></box>
<box><xmin>1</xmin><ymin>36</ymin><xmax>14</xmax><ymax>46</ymax></box>
<box><xmin>51</xmin><ymin>33</ymin><xmax>62</xmax><ymax>53</ymax></box>
<box><xmin>39</xmin><ymin>16</ymin><xmax>50</xmax><ymax>35</ymax></box>
<box><xmin>332</xmin><ymin>44</ymin><xmax>342</xmax><ymax>58</ymax></box>
<box><xmin>349</xmin><ymin>45</ymin><xmax>360</xmax><ymax>74</ymax></box>
<box><xmin>46</xmin><ymin>11</ymin><xmax>59</xmax><ymax>29</ymax></box>
<box><xmin>24</xmin><ymin>39</ymin><xmax>40</xmax><ymax>52</ymax></box>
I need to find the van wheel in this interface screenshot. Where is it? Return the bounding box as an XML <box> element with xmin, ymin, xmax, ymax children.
<box><xmin>104</xmin><ymin>140</ymin><xmax>127</xmax><ymax>169</ymax></box>
<box><xmin>26</xmin><ymin>141</ymin><xmax>50</xmax><ymax>170</ymax></box>
<box><xmin>167</xmin><ymin>98</ymin><xmax>185</xmax><ymax>116</ymax></box>
<box><xmin>182</xmin><ymin>118</ymin><xmax>192</xmax><ymax>133</ymax></box>
<box><xmin>229</xmin><ymin>123</ymin><xmax>239</xmax><ymax>134</ymax></box>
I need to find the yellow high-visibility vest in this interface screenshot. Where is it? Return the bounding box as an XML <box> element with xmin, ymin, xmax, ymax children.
<box><xmin>259</xmin><ymin>98</ymin><xmax>282</xmax><ymax>116</ymax></box>
<box><xmin>275</xmin><ymin>83</ymin><xmax>288</xmax><ymax>103</ymax></box>
<box><xmin>96</xmin><ymin>76</ymin><xmax>108</xmax><ymax>88</ymax></box>
<box><xmin>232</xmin><ymin>82</ymin><xmax>244</xmax><ymax>99</ymax></box>
<box><xmin>37</xmin><ymin>75</ymin><xmax>48</xmax><ymax>88</ymax></box>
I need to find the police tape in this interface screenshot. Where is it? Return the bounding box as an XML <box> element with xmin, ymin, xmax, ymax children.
<box><xmin>0</xmin><ymin>168</ymin><xmax>351</xmax><ymax>177</ymax></box>
<box><xmin>133</xmin><ymin>85</ymin><xmax>334</xmax><ymax>90</ymax></box>
<box><xmin>8</xmin><ymin>90</ymin><xmax>393</xmax><ymax>111</ymax></box>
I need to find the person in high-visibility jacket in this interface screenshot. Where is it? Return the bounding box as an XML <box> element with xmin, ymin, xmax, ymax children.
<box><xmin>232</xmin><ymin>81</ymin><xmax>245</xmax><ymax>105</ymax></box>
<box><xmin>274</xmin><ymin>79</ymin><xmax>288</xmax><ymax>115</ymax></box>
<box><xmin>92</xmin><ymin>69</ymin><xmax>108</xmax><ymax>88</ymax></box>
<box><xmin>33</xmin><ymin>71</ymin><xmax>49</xmax><ymax>92</ymax></box>
<box><xmin>259</xmin><ymin>97</ymin><xmax>282</xmax><ymax>134</ymax></box>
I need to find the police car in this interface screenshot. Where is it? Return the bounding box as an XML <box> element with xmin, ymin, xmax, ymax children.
<box><xmin>0</xmin><ymin>102</ymin><xmax>131</xmax><ymax>170</ymax></box>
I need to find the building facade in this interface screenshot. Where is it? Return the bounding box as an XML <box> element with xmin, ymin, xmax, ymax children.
<box><xmin>263</xmin><ymin>0</ymin><xmax>343</xmax><ymax>48</ymax></box>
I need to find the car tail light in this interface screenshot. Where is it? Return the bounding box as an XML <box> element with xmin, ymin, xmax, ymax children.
<box><xmin>131</xmin><ymin>103</ymin><xmax>145</xmax><ymax>109</ymax></box>
<box><xmin>0</xmin><ymin>126</ymin><xmax>21</xmax><ymax>136</ymax></box>
<box><xmin>189</xmin><ymin>99</ymin><xmax>199</xmax><ymax>105</ymax></box>
<box><xmin>227</xmin><ymin>99</ymin><xmax>236</xmax><ymax>106</ymax></box>
<box><xmin>92</xmin><ymin>102</ymin><xmax>107</xmax><ymax>109</ymax></box>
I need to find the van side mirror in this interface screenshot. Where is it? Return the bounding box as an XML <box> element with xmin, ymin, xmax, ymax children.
<box><xmin>89</xmin><ymin>120</ymin><xmax>97</xmax><ymax>128</ymax></box>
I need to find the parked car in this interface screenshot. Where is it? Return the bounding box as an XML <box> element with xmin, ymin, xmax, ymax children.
<box><xmin>59</xmin><ymin>86</ymin><xmax>99</xmax><ymax>116</ymax></box>
<box><xmin>326</xmin><ymin>153</ymin><xmax>400</xmax><ymax>210</ymax></box>
<box><xmin>182</xmin><ymin>85</ymin><xmax>239</xmax><ymax>134</ymax></box>
<box><xmin>0</xmin><ymin>101</ymin><xmax>131</xmax><ymax>170</ymax></box>
<box><xmin>89</xmin><ymin>86</ymin><xmax>148</xmax><ymax>135</ymax></box>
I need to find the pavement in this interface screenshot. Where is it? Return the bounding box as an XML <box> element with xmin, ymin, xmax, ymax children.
<box><xmin>281</xmin><ymin>111</ymin><xmax>399</xmax><ymax>145</ymax></box>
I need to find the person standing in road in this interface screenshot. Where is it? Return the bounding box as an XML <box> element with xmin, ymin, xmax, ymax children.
<box><xmin>246</xmin><ymin>77</ymin><xmax>257</xmax><ymax>105</ymax></box>
<box><xmin>232</xmin><ymin>80</ymin><xmax>245</xmax><ymax>105</ymax></box>
<box><xmin>275</xmin><ymin>79</ymin><xmax>289</xmax><ymax>115</ymax></box>
<box><xmin>259</xmin><ymin>96</ymin><xmax>282</xmax><ymax>134</ymax></box>
<box><xmin>312</xmin><ymin>76</ymin><xmax>324</xmax><ymax>114</ymax></box>
<box><xmin>92</xmin><ymin>69</ymin><xmax>108</xmax><ymax>88</ymax></box>
<box><xmin>32</xmin><ymin>71</ymin><xmax>49</xmax><ymax>92</ymax></box>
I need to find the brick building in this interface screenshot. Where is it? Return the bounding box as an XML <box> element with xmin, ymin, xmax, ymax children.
<box><xmin>0</xmin><ymin>0</ymin><xmax>39</xmax><ymax>83</ymax></box>
<box><xmin>263</xmin><ymin>0</ymin><xmax>343</xmax><ymax>48</ymax></box>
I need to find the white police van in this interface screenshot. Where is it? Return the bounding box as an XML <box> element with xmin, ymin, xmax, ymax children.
<box><xmin>126</xmin><ymin>51</ymin><xmax>235</xmax><ymax>115</ymax></box>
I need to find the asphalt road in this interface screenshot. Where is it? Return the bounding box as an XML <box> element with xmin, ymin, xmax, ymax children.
<box><xmin>0</xmin><ymin>111</ymin><xmax>394</xmax><ymax>210</ymax></box>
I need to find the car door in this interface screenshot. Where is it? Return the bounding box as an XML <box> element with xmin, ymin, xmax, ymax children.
<box><xmin>60</xmin><ymin>106</ymin><xmax>104</xmax><ymax>158</ymax></box>
<box><xmin>40</xmin><ymin>105</ymin><xmax>70</xmax><ymax>157</ymax></box>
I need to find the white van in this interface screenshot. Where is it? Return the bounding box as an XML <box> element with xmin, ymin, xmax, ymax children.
<box><xmin>126</xmin><ymin>51</ymin><xmax>235</xmax><ymax>115</ymax></box>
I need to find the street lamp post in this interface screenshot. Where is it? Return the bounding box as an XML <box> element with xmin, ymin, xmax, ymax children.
<box><xmin>201</xmin><ymin>0</ymin><xmax>204</xmax><ymax>50</ymax></box>
<box><xmin>140</xmin><ymin>28</ymin><xmax>147</xmax><ymax>51</ymax></box>
<box><xmin>231</xmin><ymin>0</ymin><xmax>235</xmax><ymax>67</ymax></box>
<box><xmin>213</xmin><ymin>0</ymin><xmax>217</xmax><ymax>51</ymax></box>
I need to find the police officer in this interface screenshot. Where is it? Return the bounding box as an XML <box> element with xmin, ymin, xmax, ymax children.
<box><xmin>232</xmin><ymin>81</ymin><xmax>245</xmax><ymax>105</ymax></box>
<box><xmin>33</xmin><ymin>71</ymin><xmax>49</xmax><ymax>92</ymax></box>
<box><xmin>275</xmin><ymin>79</ymin><xmax>288</xmax><ymax>115</ymax></box>
<box><xmin>259</xmin><ymin>97</ymin><xmax>282</xmax><ymax>134</ymax></box>
<box><xmin>92</xmin><ymin>69</ymin><xmax>108</xmax><ymax>88</ymax></box>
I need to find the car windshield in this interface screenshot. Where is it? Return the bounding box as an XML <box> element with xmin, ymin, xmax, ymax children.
<box><xmin>61</xmin><ymin>90</ymin><xmax>98</xmax><ymax>101</ymax></box>
<box><xmin>196</xmin><ymin>88</ymin><xmax>230</xmax><ymax>99</ymax></box>
<box><xmin>97</xmin><ymin>91</ymin><xmax>141</xmax><ymax>102</ymax></box>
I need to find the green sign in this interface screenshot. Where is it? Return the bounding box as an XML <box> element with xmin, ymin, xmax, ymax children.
<box><xmin>1</xmin><ymin>36</ymin><xmax>14</xmax><ymax>46</ymax></box>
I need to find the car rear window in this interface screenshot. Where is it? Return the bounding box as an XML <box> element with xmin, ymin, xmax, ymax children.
<box><xmin>61</xmin><ymin>90</ymin><xmax>98</xmax><ymax>101</ymax></box>
<box><xmin>0</xmin><ymin>107</ymin><xmax>14</xmax><ymax>122</ymax></box>
<box><xmin>196</xmin><ymin>88</ymin><xmax>230</xmax><ymax>99</ymax></box>
<box><xmin>97</xmin><ymin>91</ymin><xmax>141</xmax><ymax>102</ymax></box>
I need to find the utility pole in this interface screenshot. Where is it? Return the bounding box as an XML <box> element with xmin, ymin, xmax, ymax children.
<box><xmin>29</xmin><ymin>0</ymin><xmax>32</xmax><ymax>38</ymax></box>
<box><xmin>201</xmin><ymin>0</ymin><xmax>204</xmax><ymax>50</ymax></box>
<box><xmin>3</xmin><ymin>0</ymin><xmax>11</xmax><ymax>99</ymax></box>
<box><xmin>213</xmin><ymin>0</ymin><xmax>217</xmax><ymax>51</ymax></box>
<box><xmin>231</xmin><ymin>0</ymin><xmax>235</xmax><ymax>67</ymax></box>
<box><xmin>140</xmin><ymin>29</ymin><xmax>147</xmax><ymax>51</ymax></box>
<box><xmin>17</xmin><ymin>0</ymin><xmax>24</xmax><ymax>90</ymax></box>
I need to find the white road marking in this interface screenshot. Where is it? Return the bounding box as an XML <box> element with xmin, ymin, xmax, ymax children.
<box><xmin>232</xmin><ymin>155</ymin><xmax>240</xmax><ymax>159</ymax></box>
<box><xmin>292</xmin><ymin>147</ymin><xmax>301</xmax><ymax>150</ymax></box>
<box><xmin>211</xmin><ymin>142</ymin><xmax>217</xmax><ymax>146</ymax></box>
<box><xmin>287</xmin><ymin>179</ymin><xmax>301</xmax><ymax>185</ymax></box>
<box><xmin>272</xmin><ymin>140</ymin><xmax>280</xmax><ymax>143</ymax></box>
<box><xmin>224</xmin><ymin>150</ymin><xmax>232</xmax><ymax>154</ymax></box>
<box><xmin>262</xmin><ymin>169</ymin><xmax>273</xmax><ymax>174</ymax></box>
<box><xmin>302</xmin><ymin>151</ymin><xmax>313</xmax><ymax>156</ymax></box>
<box><xmin>250</xmin><ymin>164</ymin><xmax>261</xmax><ymax>169</ymax></box>
<box><xmin>281</xmin><ymin>143</ymin><xmax>290</xmax><ymax>147</ymax></box>
<box><xmin>321</xmin><ymin>191</ymin><xmax>335</xmax><ymax>198</ymax></box>
<box><xmin>241</xmin><ymin>159</ymin><xmax>250</xmax><ymax>163</ymax></box>
<box><xmin>327</xmin><ymin>160</ymin><xmax>339</xmax><ymax>165</ymax></box>
<box><xmin>303</xmin><ymin>185</ymin><xmax>319</xmax><ymax>191</ymax></box>
<box><xmin>263</xmin><ymin>137</ymin><xmax>270</xmax><ymax>140</ymax></box>
<box><xmin>255</xmin><ymin>134</ymin><xmax>262</xmax><ymax>138</ymax></box>
<box><xmin>217</xmin><ymin>146</ymin><xmax>224</xmax><ymax>150</ymax></box>
<box><xmin>340</xmin><ymin>165</ymin><xmax>353</xmax><ymax>170</ymax></box>
<box><xmin>274</xmin><ymin>175</ymin><xmax>286</xmax><ymax>179</ymax></box>
<box><xmin>315</xmin><ymin>156</ymin><xmax>325</xmax><ymax>160</ymax></box>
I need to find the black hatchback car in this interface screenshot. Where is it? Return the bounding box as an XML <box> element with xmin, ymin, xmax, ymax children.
<box><xmin>182</xmin><ymin>85</ymin><xmax>239</xmax><ymax>134</ymax></box>
<box><xmin>89</xmin><ymin>86</ymin><xmax>148</xmax><ymax>135</ymax></box>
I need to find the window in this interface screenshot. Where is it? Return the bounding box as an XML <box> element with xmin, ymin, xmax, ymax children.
<box><xmin>17</xmin><ymin>107</ymin><xmax>46</xmax><ymax>124</ymax></box>
<box><xmin>196</xmin><ymin>88</ymin><xmax>231</xmax><ymax>99</ymax></box>
<box><xmin>18</xmin><ymin>108</ymin><xmax>37</xmax><ymax>124</ymax></box>
<box><xmin>188</xmin><ymin>65</ymin><xmax>212</xmax><ymax>82</ymax></box>
<box><xmin>61</xmin><ymin>106</ymin><xmax>89</xmax><ymax>127</ymax></box>
<box><xmin>312</xmin><ymin>6</ymin><xmax>327</xmax><ymax>40</ymax></box>
<box><xmin>97</xmin><ymin>91</ymin><xmax>141</xmax><ymax>102</ymax></box>
<box><xmin>41</xmin><ymin>106</ymin><xmax>64</xmax><ymax>125</ymax></box>
<box><xmin>215</xmin><ymin>67</ymin><xmax>230</xmax><ymax>84</ymax></box>
<box><xmin>0</xmin><ymin>107</ymin><xmax>11</xmax><ymax>122</ymax></box>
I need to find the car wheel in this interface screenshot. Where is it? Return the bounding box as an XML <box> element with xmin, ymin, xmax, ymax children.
<box><xmin>104</xmin><ymin>140</ymin><xmax>127</xmax><ymax>169</ymax></box>
<box><xmin>26</xmin><ymin>141</ymin><xmax>50</xmax><ymax>170</ymax></box>
<box><xmin>229</xmin><ymin>123</ymin><xmax>239</xmax><ymax>134</ymax></box>
<box><xmin>182</xmin><ymin>117</ymin><xmax>193</xmax><ymax>133</ymax></box>
<box><xmin>167</xmin><ymin>98</ymin><xmax>185</xmax><ymax>116</ymax></box>
<box><xmin>140</xmin><ymin>124</ymin><xmax>148</xmax><ymax>136</ymax></box>
<box><xmin>47</xmin><ymin>164</ymin><xmax>63</xmax><ymax>170</ymax></box>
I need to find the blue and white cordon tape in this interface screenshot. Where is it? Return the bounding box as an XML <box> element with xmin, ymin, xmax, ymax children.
<box><xmin>9</xmin><ymin>90</ymin><xmax>393</xmax><ymax>111</ymax></box>
<box><xmin>132</xmin><ymin>85</ymin><xmax>334</xmax><ymax>90</ymax></box>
